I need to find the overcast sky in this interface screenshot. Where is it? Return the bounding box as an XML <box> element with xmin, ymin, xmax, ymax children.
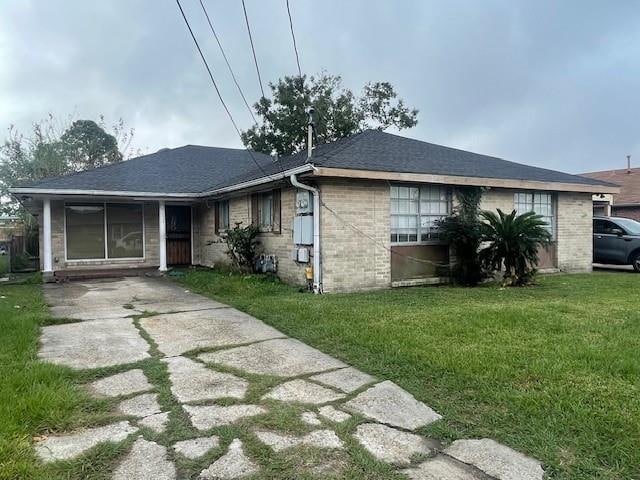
<box><xmin>1</xmin><ymin>0</ymin><xmax>638</xmax><ymax>173</ymax></box>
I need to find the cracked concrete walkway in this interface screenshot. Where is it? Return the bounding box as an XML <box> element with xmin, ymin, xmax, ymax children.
<box><xmin>36</xmin><ymin>276</ymin><xmax>545</xmax><ymax>479</ymax></box>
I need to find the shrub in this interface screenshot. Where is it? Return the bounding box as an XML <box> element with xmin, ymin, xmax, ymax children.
<box><xmin>437</xmin><ymin>186</ymin><xmax>486</xmax><ymax>286</ymax></box>
<box><xmin>480</xmin><ymin>209</ymin><xmax>552</xmax><ymax>286</ymax></box>
<box><xmin>224</xmin><ymin>223</ymin><xmax>260</xmax><ymax>272</ymax></box>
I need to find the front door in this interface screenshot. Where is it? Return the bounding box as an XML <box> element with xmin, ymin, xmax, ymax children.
<box><xmin>166</xmin><ymin>205</ymin><xmax>191</xmax><ymax>265</ymax></box>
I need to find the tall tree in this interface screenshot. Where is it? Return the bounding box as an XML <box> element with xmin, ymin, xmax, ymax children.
<box><xmin>241</xmin><ymin>73</ymin><xmax>418</xmax><ymax>155</ymax></box>
<box><xmin>0</xmin><ymin>114</ymin><xmax>135</xmax><ymax>215</ymax></box>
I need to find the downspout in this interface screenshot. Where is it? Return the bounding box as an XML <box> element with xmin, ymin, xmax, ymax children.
<box><xmin>290</xmin><ymin>173</ymin><xmax>321</xmax><ymax>294</ymax></box>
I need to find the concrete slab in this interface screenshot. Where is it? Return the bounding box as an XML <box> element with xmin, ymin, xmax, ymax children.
<box><xmin>163</xmin><ymin>356</ymin><xmax>247</xmax><ymax>403</ymax></box>
<box><xmin>199</xmin><ymin>439</ymin><xmax>259</xmax><ymax>479</ymax></box>
<box><xmin>113</xmin><ymin>436</ymin><xmax>176</xmax><ymax>480</ymax></box>
<box><xmin>353</xmin><ymin>423</ymin><xmax>437</xmax><ymax>466</ymax></box>
<box><xmin>118</xmin><ymin>393</ymin><xmax>161</xmax><ymax>418</ymax></box>
<box><xmin>343</xmin><ymin>381</ymin><xmax>442</xmax><ymax>430</ymax></box>
<box><xmin>402</xmin><ymin>455</ymin><xmax>489</xmax><ymax>480</ymax></box>
<box><xmin>138</xmin><ymin>412</ymin><xmax>170</xmax><ymax>433</ymax></box>
<box><xmin>173</xmin><ymin>436</ymin><xmax>220</xmax><ymax>459</ymax></box>
<box><xmin>301</xmin><ymin>411</ymin><xmax>322</xmax><ymax>426</ymax></box>
<box><xmin>140</xmin><ymin>308</ymin><xmax>284</xmax><ymax>357</ymax></box>
<box><xmin>87</xmin><ymin>369</ymin><xmax>152</xmax><ymax>397</ymax></box>
<box><xmin>310</xmin><ymin>367</ymin><xmax>376</xmax><ymax>393</ymax></box>
<box><xmin>262</xmin><ymin>379</ymin><xmax>345</xmax><ymax>405</ymax></box>
<box><xmin>34</xmin><ymin>420</ymin><xmax>137</xmax><ymax>463</ymax></box>
<box><xmin>199</xmin><ymin>338</ymin><xmax>347</xmax><ymax>377</ymax></box>
<box><xmin>184</xmin><ymin>404</ymin><xmax>267</xmax><ymax>430</ymax></box>
<box><xmin>444</xmin><ymin>439</ymin><xmax>544</xmax><ymax>480</ymax></box>
<box><xmin>254</xmin><ymin>429</ymin><xmax>344</xmax><ymax>452</ymax></box>
<box><xmin>318</xmin><ymin>406</ymin><xmax>351</xmax><ymax>423</ymax></box>
<box><xmin>38</xmin><ymin>318</ymin><xmax>150</xmax><ymax>369</ymax></box>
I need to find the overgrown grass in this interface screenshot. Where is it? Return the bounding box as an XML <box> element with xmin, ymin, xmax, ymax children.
<box><xmin>0</xmin><ymin>255</ymin><xmax>8</xmax><ymax>275</ymax></box>
<box><xmin>0</xmin><ymin>283</ymin><xmax>113</xmax><ymax>479</ymax></box>
<box><xmin>180</xmin><ymin>269</ymin><xmax>640</xmax><ymax>480</ymax></box>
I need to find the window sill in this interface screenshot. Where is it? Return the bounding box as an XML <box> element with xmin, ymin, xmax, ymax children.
<box><xmin>65</xmin><ymin>258</ymin><xmax>146</xmax><ymax>265</ymax></box>
<box><xmin>390</xmin><ymin>241</ymin><xmax>448</xmax><ymax>247</ymax></box>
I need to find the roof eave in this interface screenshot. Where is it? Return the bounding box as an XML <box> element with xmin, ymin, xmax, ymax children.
<box><xmin>311</xmin><ymin>167</ymin><xmax>621</xmax><ymax>194</ymax></box>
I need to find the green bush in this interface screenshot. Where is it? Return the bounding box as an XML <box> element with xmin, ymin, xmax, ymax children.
<box><xmin>480</xmin><ymin>209</ymin><xmax>552</xmax><ymax>286</ymax></box>
<box><xmin>224</xmin><ymin>222</ymin><xmax>260</xmax><ymax>272</ymax></box>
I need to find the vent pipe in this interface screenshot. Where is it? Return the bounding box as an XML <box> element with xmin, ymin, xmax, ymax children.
<box><xmin>307</xmin><ymin>107</ymin><xmax>315</xmax><ymax>160</ymax></box>
<box><xmin>627</xmin><ymin>155</ymin><xmax>632</xmax><ymax>174</ymax></box>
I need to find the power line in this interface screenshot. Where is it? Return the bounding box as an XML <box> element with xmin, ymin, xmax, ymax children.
<box><xmin>241</xmin><ymin>0</ymin><xmax>266</xmax><ymax>99</ymax></box>
<box><xmin>175</xmin><ymin>0</ymin><xmax>275</xmax><ymax>181</ymax></box>
<box><xmin>285</xmin><ymin>0</ymin><xmax>302</xmax><ymax>78</ymax></box>
<box><xmin>198</xmin><ymin>0</ymin><xmax>258</xmax><ymax>126</ymax></box>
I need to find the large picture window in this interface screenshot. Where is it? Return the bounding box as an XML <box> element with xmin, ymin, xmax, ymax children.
<box><xmin>390</xmin><ymin>185</ymin><xmax>451</xmax><ymax>243</ymax></box>
<box><xmin>65</xmin><ymin>202</ymin><xmax>144</xmax><ymax>260</ymax></box>
<box><xmin>514</xmin><ymin>192</ymin><xmax>555</xmax><ymax>237</ymax></box>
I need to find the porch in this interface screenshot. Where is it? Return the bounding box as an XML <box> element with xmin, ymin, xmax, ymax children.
<box><xmin>37</xmin><ymin>197</ymin><xmax>198</xmax><ymax>279</ymax></box>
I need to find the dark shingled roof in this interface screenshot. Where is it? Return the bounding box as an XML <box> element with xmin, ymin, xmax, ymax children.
<box><xmin>17</xmin><ymin>129</ymin><xmax>613</xmax><ymax>194</ymax></box>
<box><xmin>17</xmin><ymin>145</ymin><xmax>275</xmax><ymax>194</ymax></box>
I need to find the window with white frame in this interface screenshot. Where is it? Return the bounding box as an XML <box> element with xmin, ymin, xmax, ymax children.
<box><xmin>514</xmin><ymin>192</ymin><xmax>555</xmax><ymax>237</ymax></box>
<box><xmin>390</xmin><ymin>185</ymin><xmax>451</xmax><ymax>243</ymax></box>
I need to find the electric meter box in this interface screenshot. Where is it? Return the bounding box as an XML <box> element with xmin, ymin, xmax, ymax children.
<box><xmin>293</xmin><ymin>215</ymin><xmax>313</xmax><ymax>245</ymax></box>
<box><xmin>295</xmin><ymin>190</ymin><xmax>314</xmax><ymax>214</ymax></box>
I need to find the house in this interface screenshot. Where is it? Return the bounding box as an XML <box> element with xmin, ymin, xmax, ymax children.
<box><xmin>582</xmin><ymin>167</ymin><xmax>640</xmax><ymax>220</ymax></box>
<box><xmin>10</xmin><ymin>129</ymin><xmax>618</xmax><ymax>292</ymax></box>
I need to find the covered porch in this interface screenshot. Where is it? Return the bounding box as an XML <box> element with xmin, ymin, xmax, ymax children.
<box><xmin>30</xmin><ymin>196</ymin><xmax>199</xmax><ymax>280</ymax></box>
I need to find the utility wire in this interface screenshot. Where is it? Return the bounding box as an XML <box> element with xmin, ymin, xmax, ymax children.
<box><xmin>198</xmin><ymin>0</ymin><xmax>258</xmax><ymax>126</ymax></box>
<box><xmin>320</xmin><ymin>200</ymin><xmax>449</xmax><ymax>267</ymax></box>
<box><xmin>241</xmin><ymin>0</ymin><xmax>266</xmax><ymax>99</ymax></box>
<box><xmin>175</xmin><ymin>0</ymin><xmax>275</xmax><ymax>181</ymax></box>
<box><xmin>285</xmin><ymin>0</ymin><xmax>302</xmax><ymax>78</ymax></box>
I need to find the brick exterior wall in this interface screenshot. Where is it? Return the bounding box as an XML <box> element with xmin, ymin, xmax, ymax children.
<box><xmin>556</xmin><ymin>192</ymin><xmax>593</xmax><ymax>272</ymax></box>
<box><xmin>41</xmin><ymin>200</ymin><xmax>160</xmax><ymax>272</ymax></box>
<box><xmin>319</xmin><ymin>178</ymin><xmax>391</xmax><ymax>293</ymax></box>
<box><xmin>195</xmin><ymin>187</ymin><xmax>306</xmax><ymax>286</ymax></box>
<box><xmin>612</xmin><ymin>205</ymin><xmax>640</xmax><ymax>221</ymax></box>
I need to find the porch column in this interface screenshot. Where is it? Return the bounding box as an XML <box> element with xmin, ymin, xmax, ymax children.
<box><xmin>158</xmin><ymin>200</ymin><xmax>167</xmax><ymax>271</ymax></box>
<box><xmin>42</xmin><ymin>198</ymin><xmax>53</xmax><ymax>274</ymax></box>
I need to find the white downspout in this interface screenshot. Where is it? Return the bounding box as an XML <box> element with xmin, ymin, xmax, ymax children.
<box><xmin>290</xmin><ymin>173</ymin><xmax>321</xmax><ymax>294</ymax></box>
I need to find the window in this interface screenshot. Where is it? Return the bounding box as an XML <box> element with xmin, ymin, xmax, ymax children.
<box><xmin>65</xmin><ymin>204</ymin><xmax>105</xmax><ymax>260</ymax></box>
<box><xmin>252</xmin><ymin>190</ymin><xmax>281</xmax><ymax>233</ymax></box>
<box><xmin>107</xmin><ymin>204</ymin><xmax>144</xmax><ymax>258</ymax></box>
<box><xmin>390</xmin><ymin>185</ymin><xmax>450</xmax><ymax>243</ymax></box>
<box><xmin>215</xmin><ymin>200</ymin><xmax>230</xmax><ymax>234</ymax></box>
<box><xmin>514</xmin><ymin>192</ymin><xmax>555</xmax><ymax>237</ymax></box>
<box><xmin>65</xmin><ymin>202</ymin><xmax>144</xmax><ymax>260</ymax></box>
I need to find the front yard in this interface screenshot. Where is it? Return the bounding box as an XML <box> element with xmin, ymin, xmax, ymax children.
<box><xmin>180</xmin><ymin>270</ymin><xmax>640</xmax><ymax>480</ymax></box>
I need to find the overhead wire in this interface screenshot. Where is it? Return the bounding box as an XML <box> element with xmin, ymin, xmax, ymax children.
<box><xmin>241</xmin><ymin>0</ymin><xmax>266</xmax><ymax>99</ymax></box>
<box><xmin>175</xmin><ymin>0</ymin><xmax>276</xmax><ymax>181</ymax></box>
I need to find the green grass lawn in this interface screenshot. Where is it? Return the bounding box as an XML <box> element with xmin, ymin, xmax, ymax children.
<box><xmin>180</xmin><ymin>270</ymin><xmax>640</xmax><ymax>480</ymax></box>
<box><xmin>0</xmin><ymin>255</ymin><xmax>9</xmax><ymax>274</ymax></box>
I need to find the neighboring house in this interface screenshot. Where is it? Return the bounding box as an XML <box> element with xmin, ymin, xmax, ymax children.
<box><xmin>582</xmin><ymin>167</ymin><xmax>640</xmax><ymax>220</ymax></box>
<box><xmin>0</xmin><ymin>215</ymin><xmax>22</xmax><ymax>250</ymax></box>
<box><xmin>10</xmin><ymin>129</ymin><xmax>617</xmax><ymax>292</ymax></box>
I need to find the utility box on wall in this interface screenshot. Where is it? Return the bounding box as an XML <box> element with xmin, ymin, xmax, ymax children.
<box><xmin>295</xmin><ymin>190</ymin><xmax>314</xmax><ymax>214</ymax></box>
<box><xmin>293</xmin><ymin>215</ymin><xmax>313</xmax><ymax>245</ymax></box>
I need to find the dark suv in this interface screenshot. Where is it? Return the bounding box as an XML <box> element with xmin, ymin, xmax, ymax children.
<box><xmin>593</xmin><ymin>216</ymin><xmax>640</xmax><ymax>272</ymax></box>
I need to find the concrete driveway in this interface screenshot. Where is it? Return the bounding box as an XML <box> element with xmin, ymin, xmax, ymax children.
<box><xmin>35</xmin><ymin>276</ymin><xmax>544</xmax><ymax>479</ymax></box>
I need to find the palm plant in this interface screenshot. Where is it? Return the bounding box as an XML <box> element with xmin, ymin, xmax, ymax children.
<box><xmin>480</xmin><ymin>209</ymin><xmax>552</xmax><ymax>286</ymax></box>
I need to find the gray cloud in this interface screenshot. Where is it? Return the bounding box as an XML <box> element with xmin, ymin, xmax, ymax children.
<box><xmin>0</xmin><ymin>0</ymin><xmax>638</xmax><ymax>173</ymax></box>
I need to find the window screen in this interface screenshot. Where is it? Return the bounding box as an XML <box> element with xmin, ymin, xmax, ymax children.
<box><xmin>107</xmin><ymin>204</ymin><xmax>143</xmax><ymax>258</ymax></box>
<box><xmin>65</xmin><ymin>204</ymin><xmax>105</xmax><ymax>259</ymax></box>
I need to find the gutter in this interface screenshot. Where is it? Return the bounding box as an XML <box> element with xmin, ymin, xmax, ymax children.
<box><xmin>290</xmin><ymin>173</ymin><xmax>322</xmax><ymax>294</ymax></box>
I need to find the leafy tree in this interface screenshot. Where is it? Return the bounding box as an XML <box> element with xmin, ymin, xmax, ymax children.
<box><xmin>479</xmin><ymin>209</ymin><xmax>552</xmax><ymax>286</ymax></box>
<box><xmin>0</xmin><ymin>114</ymin><xmax>135</xmax><ymax>215</ymax></box>
<box><xmin>437</xmin><ymin>186</ymin><xmax>486</xmax><ymax>286</ymax></box>
<box><xmin>241</xmin><ymin>73</ymin><xmax>418</xmax><ymax>155</ymax></box>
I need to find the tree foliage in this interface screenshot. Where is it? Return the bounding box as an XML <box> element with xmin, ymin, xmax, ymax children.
<box><xmin>241</xmin><ymin>73</ymin><xmax>418</xmax><ymax>155</ymax></box>
<box><xmin>0</xmin><ymin>114</ymin><xmax>135</xmax><ymax>215</ymax></box>
<box><xmin>437</xmin><ymin>186</ymin><xmax>486</xmax><ymax>286</ymax></box>
<box><xmin>479</xmin><ymin>209</ymin><xmax>552</xmax><ymax>286</ymax></box>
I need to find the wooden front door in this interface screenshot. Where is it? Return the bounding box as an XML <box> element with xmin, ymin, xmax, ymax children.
<box><xmin>166</xmin><ymin>205</ymin><xmax>191</xmax><ymax>265</ymax></box>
